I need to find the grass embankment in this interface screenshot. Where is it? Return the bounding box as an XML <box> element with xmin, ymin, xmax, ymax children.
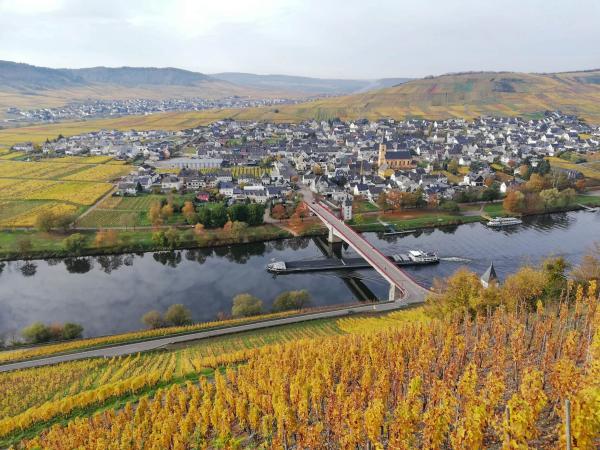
<box><xmin>352</xmin><ymin>210</ymin><xmax>483</xmax><ymax>232</ymax></box>
<box><xmin>0</xmin><ymin>224</ymin><xmax>291</xmax><ymax>261</ymax></box>
<box><xmin>0</xmin><ymin>304</ymin><xmax>369</xmax><ymax>365</ymax></box>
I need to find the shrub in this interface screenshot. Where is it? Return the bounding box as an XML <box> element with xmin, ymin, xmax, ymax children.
<box><xmin>141</xmin><ymin>310</ymin><xmax>165</xmax><ymax>329</ymax></box>
<box><xmin>164</xmin><ymin>304</ymin><xmax>192</xmax><ymax>326</ymax></box>
<box><xmin>232</xmin><ymin>293</ymin><xmax>263</xmax><ymax>318</ymax></box>
<box><xmin>21</xmin><ymin>322</ymin><xmax>52</xmax><ymax>344</ymax></box>
<box><xmin>272</xmin><ymin>290</ymin><xmax>311</xmax><ymax>312</ymax></box>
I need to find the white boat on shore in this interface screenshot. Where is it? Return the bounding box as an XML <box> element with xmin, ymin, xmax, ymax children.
<box><xmin>486</xmin><ymin>216</ymin><xmax>523</xmax><ymax>227</ymax></box>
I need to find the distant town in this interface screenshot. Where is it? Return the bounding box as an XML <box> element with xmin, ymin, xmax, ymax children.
<box><xmin>9</xmin><ymin>111</ymin><xmax>600</xmax><ymax>217</ymax></box>
<box><xmin>3</xmin><ymin>95</ymin><xmax>318</xmax><ymax>124</ymax></box>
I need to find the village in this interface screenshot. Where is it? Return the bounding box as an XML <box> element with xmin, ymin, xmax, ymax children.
<box><xmin>9</xmin><ymin>110</ymin><xmax>598</xmax><ymax>223</ymax></box>
<box><xmin>3</xmin><ymin>95</ymin><xmax>311</xmax><ymax>124</ymax></box>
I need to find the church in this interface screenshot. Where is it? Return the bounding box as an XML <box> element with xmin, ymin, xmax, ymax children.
<box><xmin>377</xmin><ymin>142</ymin><xmax>415</xmax><ymax>177</ymax></box>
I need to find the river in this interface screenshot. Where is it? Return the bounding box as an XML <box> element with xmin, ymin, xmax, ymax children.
<box><xmin>1</xmin><ymin>210</ymin><xmax>599</xmax><ymax>338</ymax></box>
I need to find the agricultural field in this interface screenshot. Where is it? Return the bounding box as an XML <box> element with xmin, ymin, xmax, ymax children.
<box><xmin>0</xmin><ymin>178</ymin><xmax>113</xmax><ymax>206</ymax></box>
<box><xmin>547</xmin><ymin>156</ymin><xmax>600</xmax><ymax>180</ymax></box>
<box><xmin>198</xmin><ymin>166</ymin><xmax>269</xmax><ymax>178</ymax></box>
<box><xmin>0</xmin><ymin>151</ymin><xmax>25</xmax><ymax>160</ymax></box>
<box><xmin>75</xmin><ymin>194</ymin><xmax>192</xmax><ymax>228</ymax></box>
<box><xmin>0</xmin><ymin>201</ymin><xmax>79</xmax><ymax>227</ymax></box>
<box><xmin>51</xmin><ymin>155</ymin><xmax>114</xmax><ymax>164</ymax></box>
<box><xmin>0</xmin><ymin>157</ymin><xmax>132</xmax><ymax>227</ymax></box>
<box><xmin>97</xmin><ymin>195</ymin><xmax>165</xmax><ymax>211</ymax></box>
<box><xmin>61</xmin><ymin>164</ymin><xmax>131</xmax><ymax>182</ymax></box>
<box><xmin>0</xmin><ymin>160</ymin><xmax>93</xmax><ymax>180</ymax></box>
<box><xmin>0</xmin><ymin>290</ymin><xmax>598</xmax><ymax>448</ymax></box>
<box><xmin>75</xmin><ymin>210</ymin><xmax>147</xmax><ymax>228</ymax></box>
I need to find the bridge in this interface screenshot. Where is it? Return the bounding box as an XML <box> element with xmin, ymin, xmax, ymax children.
<box><xmin>305</xmin><ymin>196</ymin><xmax>431</xmax><ymax>303</ymax></box>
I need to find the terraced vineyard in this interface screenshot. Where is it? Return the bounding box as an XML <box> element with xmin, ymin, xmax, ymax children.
<box><xmin>0</xmin><ymin>157</ymin><xmax>132</xmax><ymax>228</ymax></box>
<box><xmin>1</xmin><ymin>288</ymin><xmax>599</xmax><ymax>448</ymax></box>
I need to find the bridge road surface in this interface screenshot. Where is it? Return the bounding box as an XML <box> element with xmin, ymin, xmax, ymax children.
<box><xmin>0</xmin><ymin>301</ymin><xmax>405</xmax><ymax>373</ymax></box>
<box><xmin>305</xmin><ymin>194</ymin><xmax>431</xmax><ymax>304</ymax></box>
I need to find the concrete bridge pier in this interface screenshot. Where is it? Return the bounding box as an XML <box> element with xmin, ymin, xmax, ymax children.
<box><xmin>388</xmin><ymin>283</ymin><xmax>402</xmax><ymax>301</ymax></box>
<box><xmin>327</xmin><ymin>225</ymin><xmax>342</xmax><ymax>244</ymax></box>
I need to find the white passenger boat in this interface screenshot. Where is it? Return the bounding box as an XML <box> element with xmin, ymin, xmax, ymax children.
<box><xmin>486</xmin><ymin>216</ymin><xmax>523</xmax><ymax>227</ymax></box>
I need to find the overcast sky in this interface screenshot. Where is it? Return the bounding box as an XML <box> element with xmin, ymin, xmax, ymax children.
<box><xmin>1</xmin><ymin>0</ymin><xmax>599</xmax><ymax>79</ymax></box>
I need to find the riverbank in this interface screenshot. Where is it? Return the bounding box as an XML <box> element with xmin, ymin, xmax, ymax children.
<box><xmin>0</xmin><ymin>224</ymin><xmax>292</xmax><ymax>261</ymax></box>
<box><xmin>2</xmin><ymin>194</ymin><xmax>599</xmax><ymax>261</ymax></box>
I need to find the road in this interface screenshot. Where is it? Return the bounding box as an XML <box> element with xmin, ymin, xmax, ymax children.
<box><xmin>302</xmin><ymin>186</ymin><xmax>431</xmax><ymax>303</ymax></box>
<box><xmin>0</xmin><ymin>301</ymin><xmax>405</xmax><ymax>373</ymax></box>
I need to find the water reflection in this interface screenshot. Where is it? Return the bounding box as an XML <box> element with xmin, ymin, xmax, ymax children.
<box><xmin>19</xmin><ymin>262</ymin><xmax>37</xmax><ymax>277</ymax></box>
<box><xmin>0</xmin><ymin>210</ymin><xmax>599</xmax><ymax>338</ymax></box>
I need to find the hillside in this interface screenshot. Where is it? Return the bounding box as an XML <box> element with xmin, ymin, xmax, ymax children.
<box><xmin>270</xmin><ymin>70</ymin><xmax>600</xmax><ymax>123</ymax></box>
<box><xmin>0</xmin><ymin>61</ymin><xmax>290</xmax><ymax>114</ymax></box>
<box><xmin>211</xmin><ymin>72</ymin><xmax>411</xmax><ymax>95</ymax></box>
<box><xmin>3</xmin><ymin>69</ymin><xmax>600</xmax><ymax>147</ymax></box>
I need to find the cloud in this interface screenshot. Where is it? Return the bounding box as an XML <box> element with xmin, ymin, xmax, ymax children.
<box><xmin>0</xmin><ymin>0</ymin><xmax>598</xmax><ymax>78</ymax></box>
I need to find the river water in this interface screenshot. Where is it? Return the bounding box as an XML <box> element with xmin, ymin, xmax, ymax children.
<box><xmin>1</xmin><ymin>210</ymin><xmax>599</xmax><ymax>338</ymax></box>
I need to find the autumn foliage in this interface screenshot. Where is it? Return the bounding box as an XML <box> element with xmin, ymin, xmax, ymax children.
<box><xmin>14</xmin><ymin>285</ymin><xmax>600</xmax><ymax>449</ymax></box>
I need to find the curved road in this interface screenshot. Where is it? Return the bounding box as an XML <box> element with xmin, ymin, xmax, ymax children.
<box><xmin>0</xmin><ymin>301</ymin><xmax>405</xmax><ymax>373</ymax></box>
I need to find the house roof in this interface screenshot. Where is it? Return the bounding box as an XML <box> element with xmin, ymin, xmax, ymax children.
<box><xmin>385</xmin><ymin>150</ymin><xmax>412</xmax><ymax>160</ymax></box>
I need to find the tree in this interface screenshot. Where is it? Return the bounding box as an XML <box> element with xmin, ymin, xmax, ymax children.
<box><xmin>271</xmin><ymin>204</ymin><xmax>287</xmax><ymax>220</ymax></box>
<box><xmin>149</xmin><ymin>201</ymin><xmax>163</xmax><ymax>227</ymax></box>
<box><xmin>247</xmin><ymin>203</ymin><xmax>265</xmax><ymax>226</ymax></box>
<box><xmin>141</xmin><ymin>310</ymin><xmax>165</xmax><ymax>329</ymax></box>
<box><xmin>21</xmin><ymin>322</ymin><xmax>52</xmax><ymax>343</ymax></box>
<box><xmin>165</xmin><ymin>304</ymin><xmax>192</xmax><ymax>326</ymax></box>
<box><xmin>503</xmin><ymin>190</ymin><xmax>525</xmax><ymax>213</ymax></box>
<box><xmin>182</xmin><ymin>201</ymin><xmax>197</xmax><ymax>224</ymax></box>
<box><xmin>559</xmin><ymin>188</ymin><xmax>576</xmax><ymax>207</ymax></box>
<box><xmin>197</xmin><ymin>207</ymin><xmax>212</xmax><ymax>227</ymax></box>
<box><xmin>228</xmin><ymin>204</ymin><xmax>249</xmax><ymax>223</ymax></box>
<box><xmin>425</xmin><ymin>269</ymin><xmax>483</xmax><ymax>318</ymax></box>
<box><xmin>161</xmin><ymin>204</ymin><xmax>174</xmax><ymax>220</ymax></box>
<box><xmin>230</xmin><ymin>221</ymin><xmax>249</xmax><ymax>239</ymax></box>
<box><xmin>377</xmin><ymin>192</ymin><xmax>388</xmax><ymax>210</ymax></box>
<box><xmin>571</xmin><ymin>243</ymin><xmax>600</xmax><ymax>282</ymax></box>
<box><xmin>63</xmin><ymin>233</ymin><xmax>86</xmax><ymax>254</ymax></box>
<box><xmin>211</xmin><ymin>204</ymin><xmax>229</xmax><ymax>228</ymax></box>
<box><xmin>447</xmin><ymin>159</ymin><xmax>459</xmax><ymax>175</ymax></box>
<box><xmin>439</xmin><ymin>200</ymin><xmax>459</xmax><ymax>213</ymax></box>
<box><xmin>164</xmin><ymin>227</ymin><xmax>179</xmax><ymax>248</ymax></box>
<box><xmin>525</xmin><ymin>173</ymin><xmax>548</xmax><ymax>192</ymax></box>
<box><xmin>232</xmin><ymin>294</ymin><xmax>263</xmax><ymax>318</ymax></box>
<box><xmin>272</xmin><ymin>290</ymin><xmax>311</xmax><ymax>312</ymax></box>
<box><xmin>62</xmin><ymin>323</ymin><xmax>84</xmax><ymax>340</ymax></box>
<box><xmin>539</xmin><ymin>188</ymin><xmax>561</xmax><ymax>211</ymax></box>
<box><xmin>193</xmin><ymin>223</ymin><xmax>205</xmax><ymax>236</ymax></box>
<box><xmin>482</xmin><ymin>184</ymin><xmax>500</xmax><ymax>202</ymax></box>
<box><xmin>152</xmin><ymin>230</ymin><xmax>167</xmax><ymax>246</ymax></box>
<box><xmin>501</xmin><ymin>266</ymin><xmax>547</xmax><ymax>311</ymax></box>
<box><xmin>16</xmin><ymin>237</ymin><xmax>33</xmax><ymax>256</ymax></box>
<box><xmin>53</xmin><ymin>212</ymin><xmax>75</xmax><ymax>232</ymax></box>
<box><xmin>35</xmin><ymin>210</ymin><xmax>56</xmax><ymax>232</ymax></box>
<box><xmin>541</xmin><ymin>256</ymin><xmax>569</xmax><ymax>300</ymax></box>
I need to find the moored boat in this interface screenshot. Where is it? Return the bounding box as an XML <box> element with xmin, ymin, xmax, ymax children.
<box><xmin>486</xmin><ymin>216</ymin><xmax>523</xmax><ymax>227</ymax></box>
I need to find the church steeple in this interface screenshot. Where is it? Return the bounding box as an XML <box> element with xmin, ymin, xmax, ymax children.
<box><xmin>378</xmin><ymin>140</ymin><xmax>387</xmax><ymax>166</ymax></box>
<box><xmin>480</xmin><ymin>262</ymin><xmax>498</xmax><ymax>288</ymax></box>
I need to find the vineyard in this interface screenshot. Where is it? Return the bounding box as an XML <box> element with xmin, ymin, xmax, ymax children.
<box><xmin>62</xmin><ymin>164</ymin><xmax>131</xmax><ymax>182</ymax></box>
<box><xmin>0</xmin><ymin>288</ymin><xmax>599</xmax><ymax>448</ymax></box>
<box><xmin>0</xmin><ymin>156</ymin><xmax>132</xmax><ymax>227</ymax></box>
<box><xmin>0</xmin><ymin>309</ymin><xmax>310</xmax><ymax>365</ymax></box>
<box><xmin>0</xmin><ymin>201</ymin><xmax>79</xmax><ymax>227</ymax></box>
<box><xmin>197</xmin><ymin>166</ymin><xmax>270</xmax><ymax>178</ymax></box>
